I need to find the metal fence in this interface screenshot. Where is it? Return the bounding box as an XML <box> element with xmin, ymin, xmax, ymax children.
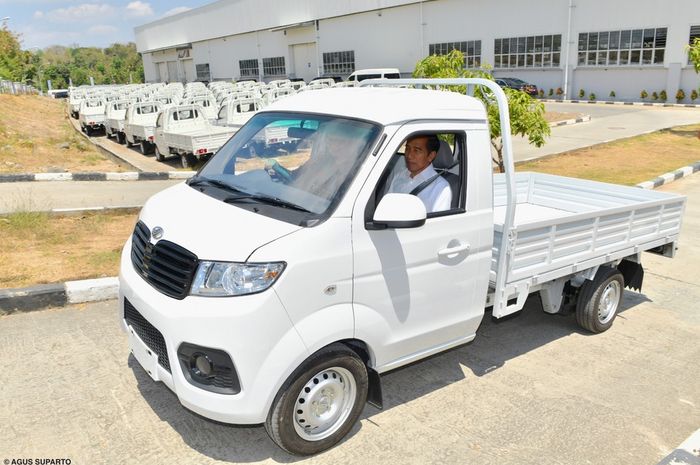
<box><xmin>0</xmin><ymin>80</ymin><xmax>39</xmax><ymax>95</ymax></box>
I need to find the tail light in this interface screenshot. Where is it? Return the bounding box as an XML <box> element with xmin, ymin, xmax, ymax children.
<box><xmin>148</xmin><ymin>136</ymin><xmax>154</xmax><ymax>141</ymax></box>
<box><xmin>196</xmin><ymin>148</ymin><xmax>208</xmax><ymax>155</ymax></box>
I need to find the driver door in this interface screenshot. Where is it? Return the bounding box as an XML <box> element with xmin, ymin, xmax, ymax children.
<box><xmin>352</xmin><ymin>122</ymin><xmax>493</xmax><ymax>372</ymax></box>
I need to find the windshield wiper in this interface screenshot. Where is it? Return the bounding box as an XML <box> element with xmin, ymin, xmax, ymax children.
<box><xmin>188</xmin><ymin>177</ymin><xmax>243</xmax><ymax>193</ymax></box>
<box><xmin>224</xmin><ymin>193</ymin><xmax>312</xmax><ymax>213</ymax></box>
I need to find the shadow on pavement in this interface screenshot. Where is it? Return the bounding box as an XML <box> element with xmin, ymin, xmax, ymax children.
<box><xmin>130</xmin><ymin>290</ymin><xmax>650</xmax><ymax>463</ymax></box>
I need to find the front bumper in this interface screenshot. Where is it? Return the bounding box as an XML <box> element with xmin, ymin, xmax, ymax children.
<box><xmin>118</xmin><ymin>240</ymin><xmax>308</xmax><ymax>424</ymax></box>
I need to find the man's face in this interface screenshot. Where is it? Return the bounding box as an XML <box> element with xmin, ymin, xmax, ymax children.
<box><xmin>404</xmin><ymin>136</ymin><xmax>436</xmax><ymax>177</ymax></box>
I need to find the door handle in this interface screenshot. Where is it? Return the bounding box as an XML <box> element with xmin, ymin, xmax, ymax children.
<box><xmin>438</xmin><ymin>242</ymin><xmax>471</xmax><ymax>257</ymax></box>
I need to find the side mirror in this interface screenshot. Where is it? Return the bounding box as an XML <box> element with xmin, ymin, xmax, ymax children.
<box><xmin>371</xmin><ymin>193</ymin><xmax>427</xmax><ymax>229</ymax></box>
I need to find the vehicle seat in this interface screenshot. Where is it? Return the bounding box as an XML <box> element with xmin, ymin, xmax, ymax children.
<box><xmin>433</xmin><ymin>140</ymin><xmax>460</xmax><ymax>209</ymax></box>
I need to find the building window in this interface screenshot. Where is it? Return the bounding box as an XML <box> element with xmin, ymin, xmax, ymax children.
<box><xmin>263</xmin><ymin>56</ymin><xmax>286</xmax><ymax>77</ymax></box>
<box><xmin>322</xmin><ymin>51</ymin><xmax>355</xmax><ymax>75</ymax></box>
<box><xmin>690</xmin><ymin>25</ymin><xmax>700</xmax><ymax>65</ymax></box>
<box><xmin>195</xmin><ymin>63</ymin><xmax>211</xmax><ymax>82</ymax></box>
<box><xmin>494</xmin><ymin>35</ymin><xmax>561</xmax><ymax>69</ymax></box>
<box><xmin>429</xmin><ymin>41</ymin><xmax>482</xmax><ymax>68</ymax></box>
<box><xmin>578</xmin><ymin>27</ymin><xmax>667</xmax><ymax>67</ymax></box>
<box><xmin>239</xmin><ymin>59</ymin><xmax>259</xmax><ymax>78</ymax></box>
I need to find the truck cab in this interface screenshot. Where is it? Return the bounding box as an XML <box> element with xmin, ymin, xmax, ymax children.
<box><xmin>78</xmin><ymin>98</ymin><xmax>106</xmax><ymax>135</ymax></box>
<box><xmin>119</xmin><ymin>81</ymin><xmax>685</xmax><ymax>455</ymax></box>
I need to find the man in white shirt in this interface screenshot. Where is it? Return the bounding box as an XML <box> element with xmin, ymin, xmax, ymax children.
<box><xmin>386</xmin><ymin>134</ymin><xmax>452</xmax><ymax>213</ymax></box>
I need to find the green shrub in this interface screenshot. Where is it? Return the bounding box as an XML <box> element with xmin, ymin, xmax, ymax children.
<box><xmin>556</xmin><ymin>87</ymin><xmax>563</xmax><ymax>96</ymax></box>
<box><xmin>548</xmin><ymin>88</ymin><xmax>554</xmax><ymax>96</ymax></box>
<box><xmin>578</xmin><ymin>88</ymin><xmax>585</xmax><ymax>99</ymax></box>
<box><xmin>659</xmin><ymin>90</ymin><xmax>667</xmax><ymax>101</ymax></box>
<box><xmin>676</xmin><ymin>89</ymin><xmax>685</xmax><ymax>102</ymax></box>
<box><xmin>609</xmin><ymin>90</ymin><xmax>616</xmax><ymax>98</ymax></box>
<box><xmin>589</xmin><ymin>93</ymin><xmax>596</xmax><ymax>101</ymax></box>
<box><xmin>651</xmin><ymin>91</ymin><xmax>658</xmax><ymax>100</ymax></box>
<box><xmin>691</xmin><ymin>89</ymin><xmax>699</xmax><ymax>101</ymax></box>
<box><xmin>640</xmin><ymin>89</ymin><xmax>648</xmax><ymax>99</ymax></box>
<box><xmin>538</xmin><ymin>89</ymin><xmax>545</xmax><ymax>98</ymax></box>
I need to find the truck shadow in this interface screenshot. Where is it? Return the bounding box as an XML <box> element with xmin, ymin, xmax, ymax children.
<box><xmin>130</xmin><ymin>291</ymin><xmax>650</xmax><ymax>463</ymax></box>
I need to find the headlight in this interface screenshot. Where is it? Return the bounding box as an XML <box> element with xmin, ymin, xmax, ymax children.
<box><xmin>190</xmin><ymin>261</ymin><xmax>285</xmax><ymax>297</ymax></box>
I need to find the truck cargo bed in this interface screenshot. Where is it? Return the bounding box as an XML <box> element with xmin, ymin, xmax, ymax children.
<box><xmin>491</xmin><ymin>172</ymin><xmax>685</xmax><ymax>287</ymax></box>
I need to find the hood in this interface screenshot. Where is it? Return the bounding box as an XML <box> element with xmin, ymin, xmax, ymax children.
<box><xmin>138</xmin><ymin>183</ymin><xmax>302</xmax><ymax>262</ymax></box>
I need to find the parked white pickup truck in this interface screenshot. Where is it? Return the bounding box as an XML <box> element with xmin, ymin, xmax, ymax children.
<box><xmin>78</xmin><ymin>98</ymin><xmax>106</xmax><ymax>136</ymax></box>
<box><xmin>123</xmin><ymin>101</ymin><xmax>162</xmax><ymax>155</ymax></box>
<box><xmin>214</xmin><ymin>97</ymin><xmax>261</xmax><ymax>130</ymax></box>
<box><xmin>153</xmin><ymin>104</ymin><xmax>236</xmax><ymax>168</ymax></box>
<box><xmin>119</xmin><ymin>79</ymin><xmax>686</xmax><ymax>455</ymax></box>
<box><xmin>105</xmin><ymin>100</ymin><xmax>131</xmax><ymax>143</ymax></box>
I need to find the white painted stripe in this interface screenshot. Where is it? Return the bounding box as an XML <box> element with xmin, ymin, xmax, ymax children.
<box><xmin>65</xmin><ymin>277</ymin><xmax>119</xmax><ymax>304</ymax></box>
<box><xmin>167</xmin><ymin>171</ymin><xmax>197</xmax><ymax>179</ymax></box>
<box><xmin>35</xmin><ymin>173</ymin><xmax>72</xmax><ymax>181</ymax></box>
<box><xmin>680</xmin><ymin>166</ymin><xmax>693</xmax><ymax>177</ymax></box>
<box><xmin>106</xmin><ymin>172</ymin><xmax>139</xmax><ymax>181</ymax></box>
<box><xmin>661</xmin><ymin>172</ymin><xmax>675</xmax><ymax>183</ymax></box>
<box><xmin>636</xmin><ymin>181</ymin><xmax>655</xmax><ymax>189</ymax></box>
<box><xmin>52</xmin><ymin>207</ymin><xmax>105</xmax><ymax>213</ymax></box>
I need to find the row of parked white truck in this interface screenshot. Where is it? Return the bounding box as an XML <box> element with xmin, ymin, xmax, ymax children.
<box><xmin>69</xmin><ymin>77</ymin><xmax>344</xmax><ymax>168</ymax></box>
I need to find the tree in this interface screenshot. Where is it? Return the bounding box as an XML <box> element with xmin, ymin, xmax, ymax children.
<box><xmin>688</xmin><ymin>37</ymin><xmax>700</xmax><ymax>73</ymax></box>
<box><xmin>413</xmin><ymin>49</ymin><xmax>550</xmax><ymax>172</ymax></box>
<box><xmin>0</xmin><ymin>26</ymin><xmax>31</xmax><ymax>82</ymax></box>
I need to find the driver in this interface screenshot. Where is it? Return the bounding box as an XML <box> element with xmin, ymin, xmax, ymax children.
<box><xmin>386</xmin><ymin>134</ymin><xmax>451</xmax><ymax>213</ymax></box>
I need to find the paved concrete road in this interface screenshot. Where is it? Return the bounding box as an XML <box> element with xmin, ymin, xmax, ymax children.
<box><xmin>512</xmin><ymin>102</ymin><xmax>700</xmax><ymax>161</ymax></box>
<box><xmin>0</xmin><ymin>179</ymin><xmax>182</xmax><ymax>214</ymax></box>
<box><xmin>1</xmin><ymin>176</ymin><xmax>698</xmax><ymax>465</ymax></box>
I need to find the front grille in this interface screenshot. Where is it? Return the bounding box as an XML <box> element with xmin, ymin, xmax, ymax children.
<box><xmin>131</xmin><ymin>221</ymin><xmax>199</xmax><ymax>300</ymax></box>
<box><xmin>124</xmin><ymin>298</ymin><xmax>171</xmax><ymax>373</ymax></box>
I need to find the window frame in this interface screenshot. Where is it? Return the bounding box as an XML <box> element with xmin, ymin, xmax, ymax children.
<box><xmin>322</xmin><ymin>50</ymin><xmax>355</xmax><ymax>75</ymax></box>
<box><xmin>262</xmin><ymin>56</ymin><xmax>286</xmax><ymax>77</ymax></box>
<box><xmin>239</xmin><ymin>59</ymin><xmax>259</xmax><ymax>79</ymax></box>
<box><xmin>494</xmin><ymin>34</ymin><xmax>562</xmax><ymax>69</ymax></box>
<box><xmin>364</xmin><ymin>130</ymin><xmax>467</xmax><ymax>229</ymax></box>
<box><xmin>577</xmin><ymin>27</ymin><xmax>668</xmax><ymax>68</ymax></box>
<box><xmin>429</xmin><ymin>40</ymin><xmax>482</xmax><ymax>68</ymax></box>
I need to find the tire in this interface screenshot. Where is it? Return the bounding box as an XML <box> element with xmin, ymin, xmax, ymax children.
<box><xmin>117</xmin><ymin>132</ymin><xmax>125</xmax><ymax>144</ymax></box>
<box><xmin>265</xmin><ymin>343</ymin><xmax>368</xmax><ymax>456</ymax></box>
<box><xmin>140</xmin><ymin>141</ymin><xmax>153</xmax><ymax>155</ymax></box>
<box><xmin>181</xmin><ymin>153</ymin><xmax>196</xmax><ymax>169</ymax></box>
<box><xmin>576</xmin><ymin>266</ymin><xmax>625</xmax><ymax>333</ymax></box>
<box><xmin>154</xmin><ymin>146</ymin><xmax>165</xmax><ymax>162</ymax></box>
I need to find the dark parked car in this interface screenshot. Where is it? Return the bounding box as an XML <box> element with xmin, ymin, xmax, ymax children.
<box><xmin>495</xmin><ymin>77</ymin><xmax>538</xmax><ymax>96</ymax></box>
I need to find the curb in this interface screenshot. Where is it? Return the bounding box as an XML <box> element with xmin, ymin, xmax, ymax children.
<box><xmin>2</xmin><ymin>163</ymin><xmax>698</xmax><ymax>314</ymax></box>
<box><xmin>0</xmin><ymin>171</ymin><xmax>195</xmax><ymax>183</ymax></box>
<box><xmin>541</xmin><ymin>98</ymin><xmax>700</xmax><ymax>108</ymax></box>
<box><xmin>656</xmin><ymin>428</ymin><xmax>700</xmax><ymax>465</ymax></box>
<box><xmin>636</xmin><ymin>162</ymin><xmax>700</xmax><ymax>189</ymax></box>
<box><xmin>549</xmin><ymin>115</ymin><xmax>591</xmax><ymax>127</ymax></box>
<box><xmin>0</xmin><ymin>277</ymin><xmax>119</xmax><ymax>315</ymax></box>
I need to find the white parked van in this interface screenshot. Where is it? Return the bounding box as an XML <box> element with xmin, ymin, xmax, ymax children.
<box><xmin>347</xmin><ymin>68</ymin><xmax>401</xmax><ymax>82</ymax></box>
<box><xmin>119</xmin><ymin>79</ymin><xmax>686</xmax><ymax>455</ymax></box>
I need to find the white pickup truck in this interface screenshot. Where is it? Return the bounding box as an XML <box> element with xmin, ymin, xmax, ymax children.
<box><xmin>123</xmin><ymin>101</ymin><xmax>162</xmax><ymax>155</ymax></box>
<box><xmin>105</xmin><ymin>100</ymin><xmax>131</xmax><ymax>143</ymax></box>
<box><xmin>153</xmin><ymin>104</ymin><xmax>236</xmax><ymax>168</ymax></box>
<box><xmin>119</xmin><ymin>79</ymin><xmax>686</xmax><ymax>455</ymax></box>
<box><xmin>214</xmin><ymin>97</ymin><xmax>261</xmax><ymax>130</ymax></box>
<box><xmin>78</xmin><ymin>98</ymin><xmax>106</xmax><ymax>135</ymax></box>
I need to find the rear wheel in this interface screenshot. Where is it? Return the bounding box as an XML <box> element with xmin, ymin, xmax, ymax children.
<box><xmin>576</xmin><ymin>266</ymin><xmax>624</xmax><ymax>333</ymax></box>
<box><xmin>265</xmin><ymin>344</ymin><xmax>368</xmax><ymax>456</ymax></box>
<box><xmin>140</xmin><ymin>141</ymin><xmax>153</xmax><ymax>155</ymax></box>
<box><xmin>116</xmin><ymin>132</ymin><xmax>125</xmax><ymax>144</ymax></box>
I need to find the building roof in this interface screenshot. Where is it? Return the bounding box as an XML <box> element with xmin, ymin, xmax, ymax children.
<box><xmin>263</xmin><ymin>87</ymin><xmax>488</xmax><ymax>126</ymax></box>
<box><xmin>134</xmin><ymin>0</ymin><xmax>425</xmax><ymax>53</ymax></box>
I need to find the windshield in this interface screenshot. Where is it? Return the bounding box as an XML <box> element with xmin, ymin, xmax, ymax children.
<box><xmin>194</xmin><ymin>112</ymin><xmax>381</xmax><ymax>223</ymax></box>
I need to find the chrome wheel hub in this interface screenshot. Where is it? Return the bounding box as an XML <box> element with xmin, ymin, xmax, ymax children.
<box><xmin>598</xmin><ymin>280</ymin><xmax>621</xmax><ymax>324</ymax></box>
<box><xmin>293</xmin><ymin>367</ymin><xmax>356</xmax><ymax>441</ymax></box>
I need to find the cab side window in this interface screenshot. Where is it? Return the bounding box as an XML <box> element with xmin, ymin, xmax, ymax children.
<box><xmin>372</xmin><ymin>132</ymin><xmax>466</xmax><ymax>219</ymax></box>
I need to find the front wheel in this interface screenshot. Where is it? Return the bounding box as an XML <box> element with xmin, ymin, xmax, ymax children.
<box><xmin>265</xmin><ymin>344</ymin><xmax>368</xmax><ymax>455</ymax></box>
<box><xmin>154</xmin><ymin>146</ymin><xmax>165</xmax><ymax>162</ymax></box>
<box><xmin>180</xmin><ymin>153</ymin><xmax>196</xmax><ymax>169</ymax></box>
<box><xmin>576</xmin><ymin>266</ymin><xmax>625</xmax><ymax>333</ymax></box>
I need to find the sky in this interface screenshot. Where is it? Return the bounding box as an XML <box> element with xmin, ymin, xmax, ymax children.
<box><xmin>0</xmin><ymin>0</ymin><xmax>214</xmax><ymax>49</ymax></box>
